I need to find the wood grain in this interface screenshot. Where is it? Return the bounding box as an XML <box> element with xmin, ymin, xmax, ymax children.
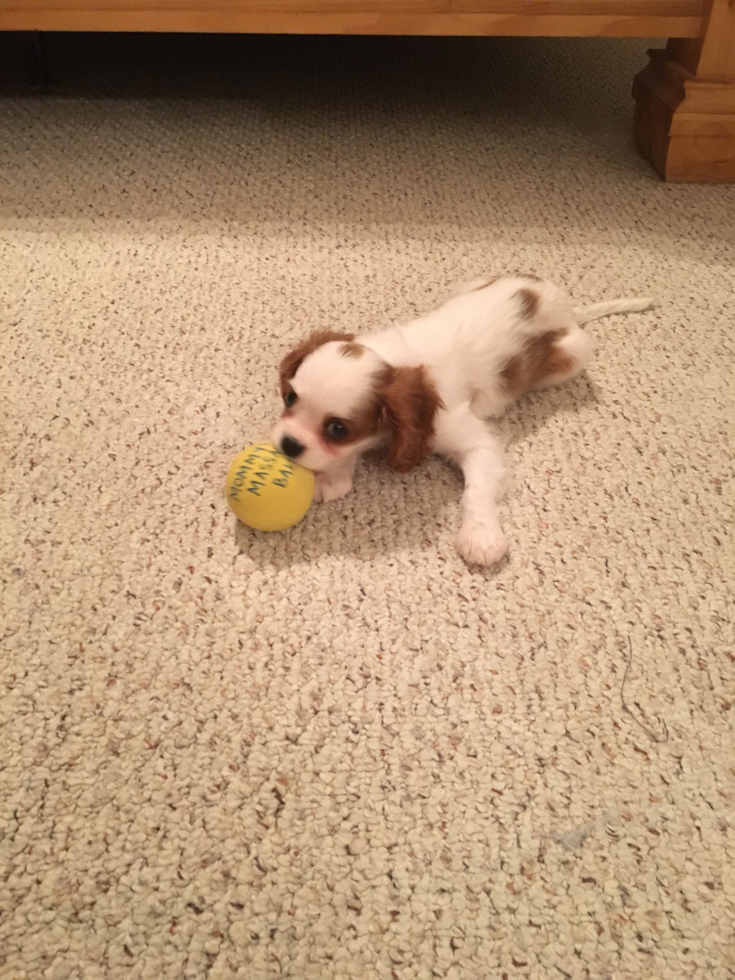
<box><xmin>0</xmin><ymin>1</ymin><xmax>704</xmax><ymax>37</ymax></box>
<box><xmin>0</xmin><ymin>0</ymin><xmax>701</xmax><ymax>12</ymax></box>
<box><xmin>2</xmin><ymin>0</ymin><xmax>450</xmax><ymax>11</ymax></box>
<box><xmin>634</xmin><ymin>99</ymin><xmax>735</xmax><ymax>180</ymax></box>
<box><xmin>633</xmin><ymin>0</ymin><xmax>735</xmax><ymax>181</ymax></box>
<box><xmin>668</xmin><ymin>0</ymin><xmax>735</xmax><ymax>77</ymax></box>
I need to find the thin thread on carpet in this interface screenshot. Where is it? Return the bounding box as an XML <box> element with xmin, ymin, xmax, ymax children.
<box><xmin>621</xmin><ymin>636</ymin><xmax>669</xmax><ymax>744</ymax></box>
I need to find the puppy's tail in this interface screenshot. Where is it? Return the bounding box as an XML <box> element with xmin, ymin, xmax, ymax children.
<box><xmin>573</xmin><ymin>297</ymin><xmax>656</xmax><ymax>325</ymax></box>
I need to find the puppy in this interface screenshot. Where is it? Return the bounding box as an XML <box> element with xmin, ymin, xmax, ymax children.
<box><xmin>272</xmin><ymin>274</ymin><xmax>653</xmax><ymax>565</ymax></box>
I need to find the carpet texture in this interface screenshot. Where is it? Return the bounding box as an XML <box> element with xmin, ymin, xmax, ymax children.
<box><xmin>1</xmin><ymin>32</ymin><xmax>734</xmax><ymax>980</ymax></box>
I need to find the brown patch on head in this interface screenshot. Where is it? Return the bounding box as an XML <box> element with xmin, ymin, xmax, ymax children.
<box><xmin>339</xmin><ymin>342</ymin><xmax>365</xmax><ymax>359</ymax></box>
<box><xmin>500</xmin><ymin>328</ymin><xmax>575</xmax><ymax>399</ymax></box>
<box><xmin>279</xmin><ymin>329</ymin><xmax>355</xmax><ymax>398</ymax></box>
<box><xmin>321</xmin><ymin>390</ymin><xmax>384</xmax><ymax>449</ymax></box>
<box><xmin>516</xmin><ymin>287</ymin><xmax>540</xmax><ymax>319</ymax></box>
<box><xmin>375</xmin><ymin>365</ymin><xmax>444</xmax><ymax>472</ymax></box>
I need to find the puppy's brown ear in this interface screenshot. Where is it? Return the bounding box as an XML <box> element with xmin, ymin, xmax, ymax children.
<box><xmin>279</xmin><ymin>329</ymin><xmax>355</xmax><ymax>396</ymax></box>
<box><xmin>378</xmin><ymin>366</ymin><xmax>444</xmax><ymax>473</ymax></box>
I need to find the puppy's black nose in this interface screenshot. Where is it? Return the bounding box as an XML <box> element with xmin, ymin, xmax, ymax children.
<box><xmin>281</xmin><ymin>436</ymin><xmax>305</xmax><ymax>459</ymax></box>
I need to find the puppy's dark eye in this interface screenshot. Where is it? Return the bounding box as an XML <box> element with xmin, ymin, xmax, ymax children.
<box><xmin>284</xmin><ymin>390</ymin><xmax>297</xmax><ymax>408</ymax></box>
<box><xmin>325</xmin><ymin>419</ymin><xmax>348</xmax><ymax>441</ymax></box>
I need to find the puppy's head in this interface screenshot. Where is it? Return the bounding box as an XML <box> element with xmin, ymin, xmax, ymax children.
<box><xmin>272</xmin><ymin>330</ymin><xmax>443</xmax><ymax>474</ymax></box>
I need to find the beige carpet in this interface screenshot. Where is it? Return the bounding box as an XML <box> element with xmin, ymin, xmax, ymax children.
<box><xmin>1</xmin><ymin>32</ymin><xmax>734</xmax><ymax>980</ymax></box>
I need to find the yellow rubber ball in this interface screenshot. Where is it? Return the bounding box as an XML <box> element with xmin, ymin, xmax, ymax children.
<box><xmin>225</xmin><ymin>442</ymin><xmax>315</xmax><ymax>532</ymax></box>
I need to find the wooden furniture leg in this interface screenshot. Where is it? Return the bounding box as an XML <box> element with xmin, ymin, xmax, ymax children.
<box><xmin>633</xmin><ymin>0</ymin><xmax>735</xmax><ymax>181</ymax></box>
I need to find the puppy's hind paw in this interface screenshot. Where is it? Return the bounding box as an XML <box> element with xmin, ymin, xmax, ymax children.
<box><xmin>455</xmin><ymin>521</ymin><xmax>509</xmax><ymax>567</ymax></box>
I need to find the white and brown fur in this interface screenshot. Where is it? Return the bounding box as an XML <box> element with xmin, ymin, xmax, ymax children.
<box><xmin>272</xmin><ymin>274</ymin><xmax>654</xmax><ymax>565</ymax></box>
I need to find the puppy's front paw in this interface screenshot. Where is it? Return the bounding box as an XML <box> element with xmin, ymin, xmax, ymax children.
<box><xmin>314</xmin><ymin>471</ymin><xmax>354</xmax><ymax>503</ymax></box>
<box><xmin>455</xmin><ymin>520</ymin><xmax>508</xmax><ymax>567</ymax></box>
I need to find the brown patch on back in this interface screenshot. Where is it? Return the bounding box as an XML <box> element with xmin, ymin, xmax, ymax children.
<box><xmin>279</xmin><ymin>329</ymin><xmax>354</xmax><ymax>397</ymax></box>
<box><xmin>500</xmin><ymin>328</ymin><xmax>574</xmax><ymax>399</ymax></box>
<box><xmin>544</xmin><ymin>342</ymin><xmax>577</xmax><ymax>381</ymax></box>
<box><xmin>516</xmin><ymin>287</ymin><xmax>540</xmax><ymax>319</ymax></box>
<box><xmin>376</xmin><ymin>365</ymin><xmax>445</xmax><ymax>472</ymax></box>
<box><xmin>499</xmin><ymin>353</ymin><xmax>528</xmax><ymax>400</ymax></box>
<box><xmin>340</xmin><ymin>342</ymin><xmax>365</xmax><ymax>359</ymax></box>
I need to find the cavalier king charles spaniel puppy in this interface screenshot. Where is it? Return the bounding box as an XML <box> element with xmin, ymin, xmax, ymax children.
<box><xmin>272</xmin><ymin>274</ymin><xmax>653</xmax><ymax>566</ymax></box>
